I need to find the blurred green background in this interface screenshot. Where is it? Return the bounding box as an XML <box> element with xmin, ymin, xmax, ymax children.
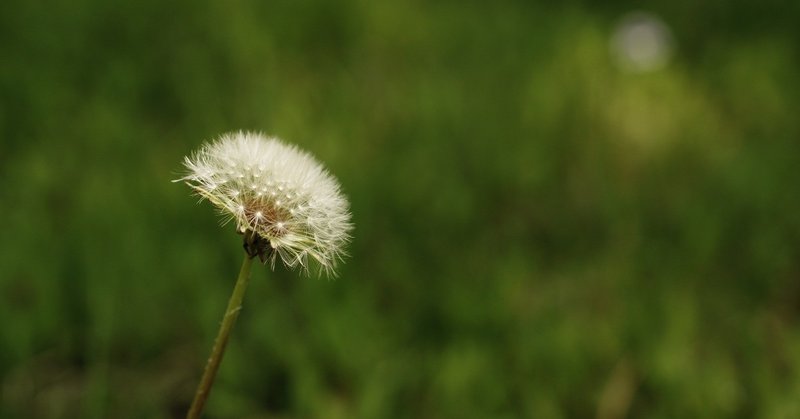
<box><xmin>1</xmin><ymin>1</ymin><xmax>799</xmax><ymax>418</ymax></box>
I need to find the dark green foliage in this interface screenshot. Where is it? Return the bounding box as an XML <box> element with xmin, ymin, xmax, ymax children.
<box><xmin>1</xmin><ymin>1</ymin><xmax>798</xmax><ymax>418</ymax></box>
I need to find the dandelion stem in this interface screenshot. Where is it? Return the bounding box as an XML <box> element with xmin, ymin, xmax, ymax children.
<box><xmin>187</xmin><ymin>251</ymin><xmax>255</xmax><ymax>419</ymax></box>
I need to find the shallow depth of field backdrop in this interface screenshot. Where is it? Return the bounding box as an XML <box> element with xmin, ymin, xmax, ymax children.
<box><xmin>1</xmin><ymin>1</ymin><xmax>799</xmax><ymax>418</ymax></box>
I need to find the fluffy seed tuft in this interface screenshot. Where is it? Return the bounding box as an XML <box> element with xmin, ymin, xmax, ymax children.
<box><xmin>178</xmin><ymin>131</ymin><xmax>352</xmax><ymax>276</ymax></box>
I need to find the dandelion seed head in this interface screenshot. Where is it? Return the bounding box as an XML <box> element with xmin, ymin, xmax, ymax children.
<box><xmin>178</xmin><ymin>131</ymin><xmax>352</xmax><ymax>276</ymax></box>
<box><xmin>610</xmin><ymin>11</ymin><xmax>674</xmax><ymax>73</ymax></box>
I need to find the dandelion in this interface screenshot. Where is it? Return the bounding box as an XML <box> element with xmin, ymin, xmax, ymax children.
<box><xmin>610</xmin><ymin>11</ymin><xmax>674</xmax><ymax>73</ymax></box>
<box><xmin>178</xmin><ymin>131</ymin><xmax>352</xmax><ymax>419</ymax></box>
<box><xmin>180</xmin><ymin>131</ymin><xmax>352</xmax><ymax>274</ymax></box>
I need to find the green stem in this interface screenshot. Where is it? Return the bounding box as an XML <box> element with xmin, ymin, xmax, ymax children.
<box><xmin>186</xmin><ymin>252</ymin><xmax>255</xmax><ymax>419</ymax></box>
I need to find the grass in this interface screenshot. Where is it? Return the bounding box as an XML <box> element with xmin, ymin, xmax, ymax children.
<box><xmin>0</xmin><ymin>1</ymin><xmax>798</xmax><ymax>418</ymax></box>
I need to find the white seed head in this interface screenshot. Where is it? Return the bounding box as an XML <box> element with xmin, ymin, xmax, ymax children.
<box><xmin>178</xmin><ymin>131</ymin><xmax>352</xmax><ymax>276</ymax></box>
